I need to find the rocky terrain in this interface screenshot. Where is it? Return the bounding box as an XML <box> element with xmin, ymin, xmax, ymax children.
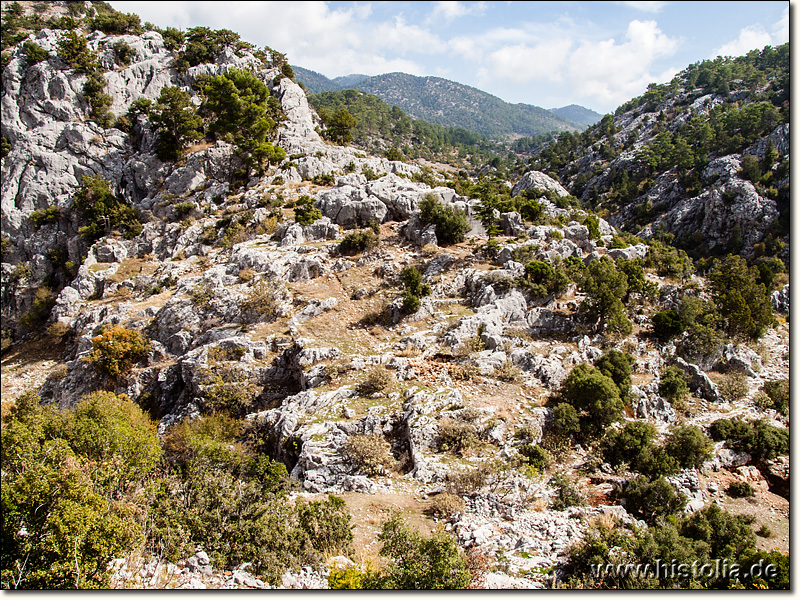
<box><xmin>0</xmin><ymin>5</ymin><xmax>790</xmax><ymax>590</ymax></box>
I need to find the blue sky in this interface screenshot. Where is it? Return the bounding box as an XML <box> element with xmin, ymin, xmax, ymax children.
<box><xmin>109</xmin><ymin>1</ymin><xmax>790</xmax><ymax>114</ymax></box>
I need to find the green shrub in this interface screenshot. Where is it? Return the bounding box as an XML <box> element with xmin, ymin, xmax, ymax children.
<box><xmin>400</xmin><ymin>266</ymin><xmax>431</xmax><ymax>297</ymax></box>
<box><xmin>149</xmin><ymin>86</ymin><xmax>203</xmax><ymax>161</ymax></box>
<box><xmin>619</xmin><ymin>475</ymin><xmax>686</xmax><ymax>524</ymax></box>
<box><xmin>361</xmin><ymin>512</ymin><xmax>470</xmax><ymax>589</ymax></box>
<box><xmin>438</xmin><ymin>419</ymin><xmax>480</xmax><ymax>456</ymax></box>
<box><xmin>760</xmin><ymin>379</ymin><xmax>789</xmax><ymax>414</ymax></box>
<box><xmin>418</xmin><ymin>193</ymin><xmax>470</xmax><ymax>246</ymax></box>
<box><xmin>339</xmin><ymin>230</ymin><xmax>379</xmax><ymax>255</ymax></box>
<box><xmin>57</xmin><ymin>31</ymin><xmax>97</xmax><ymax>73</ymax></box>
<box><xmin>401</xmin><ymin>290</ymin><xmax>421</xmax><ymax>315</ymax></box>
<box><xmin>577</xmin><ymin>256</ymin><xmax>631</xmax><ymax>335</ymax></box>
<box><xmin>296</xmin><ymin>495</ymin><xmax>353</xmax><ymax>555</ymax></box>
<box><xmin>240</xmin><ymin>281</ymin><xmax>280</xmax><ymax>322</ymax></box>
<box><xmin>342</xmin><ymin>434</ymin><xmax>394</xmax><ymax>476</ymax></box>
<box><xmin>90</xmin><ymin>11</ymin><xmax>143</xmax><ymax>35</ymax></box>
<box><xmin>726</xmin><ymin>480</ymin><xmax>755</xmax><ymax>498</ymax></box>
<box><xmin>557</xmin><ymin>363</ymin><xmax>624</xmax><ymax>435</ymax></box>
<box><xmin>86</xmin><ymin>325</ymin><xmax>151</xmax><ymax>378</ymax></box>
<box><xmin>23</xmin><ymin>41</ymin><xmax>48</xmax><ymax>65</ymax></box>
<box><xmin>112</xmin><ymin>40</ymin><xmax>135</xmax><ymax>66</ymax></box>
<box><xmin>29</xmin><ymin>206</ymin><xmax>61</xmax><ymax>229</ymax></box>
<box><xmin>519</xmin><ymin>444</ymin><xmax>550</xmax><ymax>471</ymax></box>
<box><xmin>551</xmin><ymin>402</ymin><xmax>580</xmax><ymax>438</ymax></box>
<box><xmin>293</xmin><ymin>195</ymin><xmax>322</xmax><ymax>225</ymax></box>
<box><xmin>311</xmin><ymin>173</ymin><xmax>334</xmax><ymax>186</ymax></box>
<box><xmin>652</xmin><ymin>309</ymin><xmax>684</xmax><ymax>341</ymax></box>
<box><xmin>602</xmin><ymin>421</ymin><xmax>658</xmax><ymax>468</ymax></box>
<box><xmin>73</xmin><ymin>175</ymin><xmax>142</xmax><ymax>242</ymax></box>
<box><xmin>664</xmin><ymin>425</ymin><xmax>712</xmax><ymax>469</ymax></box>
<box><xmin>550</xmin><ymin>472</ymin><xmax>584</xmax><ymax>510</ymax></box>
<box><xmin>595</xmin><ymin>349</ymin><xmax>634</xmax><ymax>399</ymax></box>
<box><xmin>1</xmin><ymin>136</ymin><xmax>11</xmax><ymax>158</ymax></box>
<box><xmin>707</xmin><ymin>255</ymin><xmax>773</xmax><ymax>340</ymax></box>
<box><xmin>659</xmin><ymin>365</ymin><xmax>689</xmax><ymax>405</ymax></box>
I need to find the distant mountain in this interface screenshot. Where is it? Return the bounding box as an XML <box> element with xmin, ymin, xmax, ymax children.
<box><xmin>292</xmin><ymin>67</ymin><xmax>586</xmax><ymax>140</ymax></box>
<box><xmin>549</xmin><ymin>104</ymin><xmax>603</xmax><ymax>126</ymax></box>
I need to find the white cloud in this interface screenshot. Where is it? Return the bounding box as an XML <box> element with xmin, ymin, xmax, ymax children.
<box><xmin>478</xmin><ymin>39</ymin><xmax>572</xmax><ymax>84</ymax></box>
<box><xmin>713</xmin><ymin>7</ymin><xmax>789</xmax><ymax>59</ymax></box>
<box><xmin>426</xmin><ymin>1</ymin><xmax>486</xmax><ymax>25</ymax></box>
<box><xmin>566</xmin><ymin>20</ymin><xmax>680</xmax><ymax>107</ymax></box>
<box><xmin>614</xmin><ymin>1</ymin><xmax>669</xmax><ymax>13</ymax></box>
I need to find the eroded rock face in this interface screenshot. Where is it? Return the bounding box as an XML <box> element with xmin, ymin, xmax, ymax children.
<box><xmin>512</xmin><ymin>170</ymin><xmax>570</xmax><ymax>198</ymax></box>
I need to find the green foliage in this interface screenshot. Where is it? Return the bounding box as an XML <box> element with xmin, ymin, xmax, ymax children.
<box><xmin>22</xmin><ymin>41</ymin><xmax>48</xmax><ymax>65</ymax></box>
<box><xmin>664</xmin><ymin>425</ymin><xmax>712</xmax><ymax>469</ymax></box>
<box><xmin>358</xmin><ymin>365</ymin><xmax>394</xmax><ymax>395</ymax></box>
<box><xmin>296</xmin><ymin>495</ymin><xmax>353</xmax><ymax>555</ymax></box>
<box><xmin>739</xmin><ymin>154</ymin><xmax>761</xmax><ymax>182</ymax></box>
<box><xmin>709</xmin><ymin>417</ymin><xmax>788</xmax><ymax>463</ymax></box>
<box><xmin>86</xmin><ymin>324</ymin><xmax>151</xmax><ymax>378</ymax></box>
<box><xmin>418</xmin><ymin>193</ymin><xmax>470</xmax><ymax>246</ymax></box>
<box><xmin>760</xmin><ymin>379</ymin><xmax>789</xmax><ymax>414</ymax></box>
<box><xmin>438</xmin><ymin>420</ymin><xmax>480</xmax><ymax>456</ymax></box>
<box><xmin>90</xmin><ymin>11</ymin><xmax>143</xmax><ymax>35</ymax></box>
<box><xmin>1</xmin><ymin>391</ymin><xmax>155</xmax><ymax>589</ymax></box>
<box><xmin>518</xmin><ymin>444</ymin><xmax>550</xmax><ymax>471</ymax></box>
<box><xmin>342</xmin><ymin>434</ymin><xmax>394</xmax><ymax>476</ymax></box>
<box><xmin>558</xmin><ymin>363</ymin><xmax>624</xmax><ymax>435</ymax></box>
<box><xmin>57</xmin><ymin>31</ymin><xmax>97</xmax><ymax>74</ymax></box>
<box><xmin>400</xmin><ymin>266</ymin><xmax>431</xmax><ymax>298</ymax></box>
<box><xmin>550</xmin><ymin>472</ymin><xmax>585</xmax><ymax>510</ymax></box>
<box><xmin>202</xmin><ymin>68</ymin><xmax>285</xmax><ymax>172</ymax></box>
<box><xmin>149</xmin><ymin>86</ymin><xmax>203</xmax><ymax>161</ymax></box>
<box><xmin>551</xmin><ymin>402</ymin><xmax>580</xmax><ymax>438</ymax></box>
<box><xmin>577</xmin><ymin>256</ymin><xmax>631</xmax><ymax>335</ymax></box>
<box><xmin>707</xmin><ymin>255</ymin><xmax>773</xmax><ymax>340</ymax></box>
<box><xmin>158</xmin><ymin>26</ymin><xmax>185</xmax><ymax>51</ymax></box>
<box><xmin>362</xmin><ymin>512</ymin><xmax>470</xmax><ymax>589</ymax></box>
<box><xmin>339</xmin><ymin>230</ymin><xmax>379</xmax><ymax>255</ymax></box>
<box><xmin>292</xmin><ymin>195</ymin><xmax>322</xmax><ymax>225</ymax></box>
<box><xmin>522</xmin><ymin>260</ymin><xmax>570</xmax><ymax>297</ymax></box>
<box><xmin>321</xmin><ymin>107</ymin><xmax>357</xmax><ymax>145</ymax></box>
<box><xmin>1</xmin><ymin>136</ymin><xmax>11</xmax><ymax>158</ymax></box>
<box><xmin>173</xmin><ymin>27</ymin><xmax>249</xmax><ymax>71</ymax></box>
<box><xmin>595</xmin><ymin>349</ymin><xmax>634</xmax><ymax>399</ymax></box>
<box><xmin>652</xmin><ymin>309</ymin><xmax>684</xmax><ymax>341</ymax></box>
<box><xmin>311</xmin><ymin>172</ymin><xmax>335</xmax><ymax>186</ymax></box>
<box><xmin>73</xmin><ymin>175</ymin><xmax>142</xmax><ymax>242</ymax></box>
<box><xmin>240</xmin><ymin>281</ymin><xmax>280</xmax><ymax>322</ymax></box>
<box><xmin>659</xmin><ymin>365</ymin><xmax>689</xmax><ymax>405</ymax></box>
<box><xmin>717</xmin><ymin>371</ymin><xmax>749</xmax><ymax>402</ymax></box>
<box><xmin>401</xmin><ymin>291</ymin><xmax>421</xmax><ymax>315</ymax></box>
<box><xmin>620</xmin><ymin>475</ymin><xmax>686</xmax><ymax>524</ymax></box>
<box><xmin>726</xmin><ymin>481</ymin><xmax>755</xmax><ymax>498</ymax></box>
<box><xmin>28</xmin><ymin>206</ymin><xmax>61</xmax><ymax>229</ymax></box>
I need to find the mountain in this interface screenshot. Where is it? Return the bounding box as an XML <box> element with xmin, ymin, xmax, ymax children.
<box><xmin>293</xmin><ymin>67</ymin><xmax>586</xmax><ymax>140</ymax></box>
<box><xmin>530</xmin><ymin>44</ymin><xmax>789</xmax><ymax>264</ymax></box>
<box><xmin>548</xmin><ymin>104</ymin><xmax>603</xmax><ymax>126</ymax></box>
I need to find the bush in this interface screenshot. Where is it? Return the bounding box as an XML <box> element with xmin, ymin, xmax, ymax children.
<box><xmin>90</xmin><ymin>11</ymin><xmax>143</xmax><ymax>35</ymax></box>
<box><xmin>438</xmin><ymin>419</ymin><xmax>480</xmax><ymax>456</ymax></box>
<box><xmin>362</xmin><ymin>512</ymin><xmax>470</xmax><ymax>589</ymax></box>
<box><xmin>23</xmin><ymin>41</ymin><xmax>48</xmax><ymax>65</ymax></box>
<box><xmin>652</xmin><ymin>309</ymin><xmax>684</xmax><ymax>341</ymax></box>
<box><xmin>311</xmin><ymin>173</ymin><xmax>334</xmax><ymax>186</ymax></box>
<box><xmin>358</xmin><ymin>365</ymin><xmax>394</xmax><ymax>395</ymax></box>
<box><xmin>659</xmin><ymin>365</ymin><xmax>689</xmax><ymax>405</ymax></box>
<box><xmin>577</xmin><ymin>256</ymin><xmax>631</xmax><ymax>335</ymax></box>
<box><xmin>339</xmin><ymin>230</ymin><xmax>378</xmax><ymax>255</ymax></box>
<box><xmin>149</xmin><ymin>86</ymin><xmax>203</xmax><ymax>161</ymax></box>
<box><xmin>550</xmin><ymin>472</ymin><xmax>584</xmax><ymax>510</ymax></box>
<box><xmin>86</xmin><ymin>325</ymin><xmax>151</xmax><ymax>378</ymax></box>
<box><xmin>557</xmin><ymin>363</ymin><xmax>624</xmax><ymax>435</ymax></box>
<box><xmin>418</xmin><ymin>193</ymin><xmax>470</xmax><ymax>246</ymax></box>
<box><xmin>664</xmin><ymin>425</ymin><xmax>712</xmax><ymax>469</ymax></box>
<box><xmin>595</xmin><ymin>349</ymin><xmax>634</xmax><ymax>399</ymax></box>
<box><xmin>717</xmin><ymin>371</ymin><xmax>749</xmax><ymax>402</ymax></box>
<box><xmin>342</xmin><ymin>434</ymin><xmax>394</xmax><ymax>476</ymax></box>
<box><xmin>707</xmin><ymin>255</ymin><xmax>773</xmax><ymax>340</ymax></box>
<box><xmin>727</xmin><ymin>480</ymin><xmax>755</xmax><ymax>498</ymax></box>
<box><xmin>602</xmin><ymin>421</ymin><xmax>658</xmax><ymax>468</ymax></box>
<box><xmin>73</xmin><ymin>175</ymin><xmax>142</xmax><ymax>242</ymax></box>
<box><xmin>296</xmin><ymin>495</ymin><xmax>353</xmax><ymax>555</ymax></box>
<box><xmin>519</xmin><ymin>444</ymin><xmax>550</xmax><ymax>471</ymax></box>
<box><xmin>240</xmin><ymin>281</ymin><xmax>280</xmax><ymax>322</ymax></box>
<box><xmin>429</xmin><ymin>492</ymin><xmax>466</xmax><ymax>519</ymax></box>
<box><xmin>400</xmin><ymin>290</ymin><xmax>421</xmax><ymax>315</ymax></box>
<box><xmin>620</xmin><ymin>475</ymin><xmax>686</xmax><ymax>524</ymax></box>
<box><xmin>293</xmin><ymin>195</ymin><xmax>322</xmax><ymax>225</ymax></box>
<box><xmin>399</xmin><ymin>266</ymin><xmax>431</xmax><ymax>298</ymax></box>
<box><xmin>551</xmin><ymin>402</ymin><xmax>581</xmax><ymax>438</ymax></box>
<box><xmin>57</xmin><ymin>30</ymin><xmax>97</xmax><ymax>73</ymax></box>
<box><xmin>761</xmin><ymin>379</ymin><xmax>789</xmax><ymax>414</ymax></box>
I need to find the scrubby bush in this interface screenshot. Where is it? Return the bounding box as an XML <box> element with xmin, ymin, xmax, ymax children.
<box><xmin>619</xmin><ymin>475</ymin><xmax>686</xmax><ymax>524</ymax></box>
<box><xmin>519</xmin><ymin>444</ymin><xmax>550</xmax><ymax>471</ymax></box>
<box><xmin>73</xmin><ymin>175</ymin><xmax>142</xmax><ymax>242</ymax></box>
<box><xmin>23</xmin><ymin>41</ymin><xmax>48</xmax><ymax>65</ymax></box>
<box><xmin>726</xmin><ymin>480</ymin><xmax>755</xmax><ymax>498</ymax></box>
<box><xmin>438</xmin><ymin>419</ymin><xmax>480</xmax><ymax>456</ymax></box>
<box><xmin>551</xmin><ymin>402</ymin><xmax>581</xmax><ymax>438</ymax></box>
<box><xmin>342</xmin><ymin>434</ymin><xmax>394</xmax><ymax>476</ymax></box>
<box><xmin>717</xmin><ymin>371</ymin><xmax>749</xmax><ymax>402</ymax></box>
<box><xmin>401</xmin><ymin>290</ymin><xmax>421</xmax><ymax>315</ymax></box>
<box><xmin>522</xmin><ymin>260</ymin><xmax>570</xmax><ymax>297</ymax></box>
<box><xmin>760</xmin><ymin>379</ymin><xmax>789</xmax><ymax>414</ymax></box>
<box><xmin>595</xmin><ymin>349</ymin><xmax>634</xmax><ymax>399</ymax></box>
<box><xmin>557</xmin><ymin>363</ymin><xmax>624</xmax><ymax>435</ymax></box>
<box><xmin>90</xmin><ymin>11</ymin><xmax>143</xmax><ymax>35</ymax></box>
<box><xmin>240</xmin><ymin>281</ymin><xmax>280</xmax><ymax>322</ymax></box>
<box><xmin>293</xmin><ymin>195</ymin><xmax>322</xmax><ymax>225</ymax></box>
<box><xmin>29</xmin><ymin>206</ymin><xmax>61</xmax><ymax>229</ymax></box>
<box><xmin>659</xmin><ymin>365</ymin><xmax>689</xmax><ymax>406</ymax></box>
<box><xmin>664</xmin><ymin>425</ymin><xmax>712</xmax><ymax>469</ymax></box>
<box><xmin>149</xmin><ymin>86</ymin><xmax>203</xmax><ymax>161</ymax></box>
<box><xmin>296</xmin><ymin>495</ymin><xmax>353</xmax><ymax>555</ymax></box>
<box><xmin>429</xmin><ymin>492</ymin><xmax>466</xmax><ymax>519</ymax></box>
<box><xmin>418</xmin><ymin>193</ymin><xmax>470</xmax><ymax>246</ymax></box>
<box><xmin>707</xmin><ymin>254</ymin><xmax>773</xmax><ymax>340</ymax></box>
<box><xmin>550</xmin><ymin>472</ymin><xmax>584</xmax><ymax>510</ymax></box>
<box><xmin>651</xmin><ymin>309</ymin><xmax>684</xmax><ymax>341</ymax></box>
<box><xmin>57</xmin><ymin>30</ymin><xmax>97</xmax><ymax>73</ymax></box>
<box><xmin>360</xmin><ymin>512</ymin><xmax>470</xmax><ymax>589</ymax></box>
<box><xmin>358</xmin><ymin>365</ymin><xmax>394</xmax><ymax>395</ymax></box>
<box><xmin>577</xmin><ymin>256</ymin><xmax>632</xmax><ymax>335</ymax></box>
<box><xmin>86</xmin><ymin>325</ymin><xmax>151</xmax><ymax>378</ymax></box>
<box><xmin>339</xmin><ymin>230</ymin><xmax>378</xmax><ymax>255</ymax></box>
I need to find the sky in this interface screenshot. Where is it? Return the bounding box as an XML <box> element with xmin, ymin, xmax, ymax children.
<box><xmin>108</xmin><ymin>1</ymin><xmax>791</xmax><ymax>114</ymax></box>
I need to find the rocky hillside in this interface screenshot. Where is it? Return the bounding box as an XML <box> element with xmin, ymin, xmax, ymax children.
<box><xmin>293</xmin><ymin>67</ymin><xmax>586</xmax><ymax>140</ymax></box>
<box><xmin>529</xmin><ymin>45</ymin><xmax>790</xmax><ymax>266</ymax></box>
<box><xmin>0</xmin><ymin>6</ymin><xmax>790</xmax><ymax>591</ymax></box>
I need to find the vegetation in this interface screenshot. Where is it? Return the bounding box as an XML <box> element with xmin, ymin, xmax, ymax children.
<box><xmin>86</xmin><ymin>325</ymin><xmax>151</xmax><ymax>378</ymax></box>
<box><xmin>339</xmin><ymin>230</ymin><xmax>379</xmax><ymax>255</ymax></box>
<box><xmin>418</xmin><ymin>193</ymin><xmax>470</xmax><ymax>246</ymax></box>
<box><xmin>73</xmin><ymin>175</ymin><xmax>142</xmax><ymax>242</ymax></box>
<box><xmin>557</xmin><ymin>363</ymin><xmax>624</xmax><ymax>436</ymax></box>
<box><xmin>342</xmin><ymin>434</ymin><xmax>394</xmax><ymax>476</ymax></box>
<box><xmin>147</xmin><ymin>87</ymin><xmax>204</xmax><ymax>161</ymax></box>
